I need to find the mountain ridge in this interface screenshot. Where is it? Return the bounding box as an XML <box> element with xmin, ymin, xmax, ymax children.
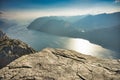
<box><xmin>27</xmin><ymin>12</ymin><xmax>120</xmax><ymax>53</ymax></box>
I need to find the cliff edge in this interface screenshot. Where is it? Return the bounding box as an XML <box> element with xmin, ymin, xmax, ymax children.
<box><xmin>0</xmin><ymin>30</ymin><xmax>35</xmax><ymax>68</ymax></box>
<box><xmin>0</xmin><ymin>48</ymin><xmax>120</xmax><ymax>80</ymax></box>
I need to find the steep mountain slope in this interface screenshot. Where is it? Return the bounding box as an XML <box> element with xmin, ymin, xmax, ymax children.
<box><xmin>0</xmin><ymin>30</ymin><xmax>35</xmax><ymax>69</ymax></box>
<box><xmin>68</xmin><ymin>25</ymin><xmax>120</xmax><ymax>53</ymax></box>
<box><xmin>0</xmin><ymin>48</ymin><xmax>120</xmax><ymax>80</ymax></box>
<box><xmin>28</xmin><ymin>17</ymin><xmax>73</xmax><ymax>36</ymax></box>
<box><xmin>74</xmin><ymin>12</ymin><xmax>120</xmax><ymax>31</ymax></box>
<box><xmin>83</xmin><ymin>25</ymin><xmax>120</xmax><ymax>53</ymax></box>
<box><xmin>27</xmin><ymin>12</ymin><xmax>120</xmax><ymax>53</ymax></box>
<box><xmin>28</xmin><ymin>12</ymin><xmax>120</xmax><ymax>33</ymax></box>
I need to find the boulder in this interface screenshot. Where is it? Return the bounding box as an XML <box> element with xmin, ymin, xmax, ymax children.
<box><xmin>0</xmin><ymin>48</ymin><xmax>120</xmax><ymax>80</ymax></box>
<box><xmin>0</xmin><ymin>30</ymin><xmax>35</xmax><ymax>68</ymax></box>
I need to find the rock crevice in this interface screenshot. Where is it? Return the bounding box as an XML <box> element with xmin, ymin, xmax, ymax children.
<box><xmin>0</xmin><ymin>48</ymin><xmax>120</xmax><ymax>80</ymax></box>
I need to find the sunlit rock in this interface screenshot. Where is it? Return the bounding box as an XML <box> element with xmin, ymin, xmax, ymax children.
<box><xmin>0</xmin><ymin>48</ymin><xmax>120</xmax><ymax>80</ymax></box>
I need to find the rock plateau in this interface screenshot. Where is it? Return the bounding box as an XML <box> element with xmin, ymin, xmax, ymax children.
<box><xmin>0</xmin><ymin>48</ymin><xmax>120</xmax><ymax>80</ymax></box>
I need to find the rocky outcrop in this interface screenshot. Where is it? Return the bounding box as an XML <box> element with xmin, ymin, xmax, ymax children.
<box><xmin>0</xmin><ymin>30</ymin><xmax>35</xmax><ymax>69</ymax></box>
<box><xmin>0</xmin><ymin>48</ymin><xmax>120</xmax><ymax>80</ymax></box>
<box><xmin>0</xmin><ymin>30</ymin><xmax>8</xmax><ymax>41</ymax></box>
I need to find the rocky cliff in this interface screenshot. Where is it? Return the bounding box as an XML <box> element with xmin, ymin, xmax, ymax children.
<box><xmin>0</xmin><ymin>48</ymin><xmax>120</xmax><ymax>80</ymax></box>
<box><xmin>0</xmin><ymin>30</ymin><xmax>9</xmax><ymax>41</ymax></box>
<box><xmin>0</xmin><ymin>30</ymin><xmax>35</xmax><ymax>69</ymax></box>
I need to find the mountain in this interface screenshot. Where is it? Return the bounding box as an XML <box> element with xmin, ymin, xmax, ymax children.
<box><xmin>74</xmin><ymin>12</ymin><xmax>120</xmax><ymax>31</ymax></box>
<box><xmin>28</xmin><ymin>17</ymin><xmax>73</xmax><ymax>36</ymax></box>
<box><xmin>0</xmin><ymin>30</ymin><xmax>35</xmax><ymax>69</ymax></box>
<box><xmin>67</xmin><ymin>25</ymin><xmax>120</xmax><ymax>53</ymax></box>
<box><xmin>0</xmin><ymin>18</ymin><xmax>16</xmax><ymax>31</ymax></box>
<box><xmin>55</xmin><ymin>15</ymin><xmax>88</xmax><ymax>23</ymax></box>
<box><xmin>0</xmin><ymin>48</ymin><xmax>120</xmax><ymax>80</ymax></box>
<box><xmin>27</xmin><ymin>15</ymin><xmax>91</xmax><ymax>35</ymax></box>
<box><xmin>27</xmin><ymin>12</ymin><xmax>120</xmax><ymax>53</ymax></box>
<box><xmin>28</xmin><ymin>12</ymin><xmax>120</xmax><ymax>33</ymax></box>
<box><xmin>83</xmin><ymin>25</ymin><xmax>120</xmax><ymax>53</ymax></box>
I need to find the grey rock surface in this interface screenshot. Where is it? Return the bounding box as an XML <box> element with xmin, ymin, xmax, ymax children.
<box><xmin>0</xmin><ymin>30</ymin><xmax>35</xmax><ymax>68</ymax></box>
<box><xmin>0</xmin><ymin>48</ymin><xmax>120</xmax><ymax>80</ymax></box>
<box><xmin>0</xmin><ymin>30</ymin><xmax>8</xmax><ymax>41</ymax></box>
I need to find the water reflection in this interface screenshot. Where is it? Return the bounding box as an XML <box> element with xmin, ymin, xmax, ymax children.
<box><xmin>66</xmin><ymin>38</ymin><xmax>117</xmax><ymax>58</ymax></box>
<box><xmin>7</xmin><ymin>26</ymin><xmax>119</xmax><ymax>59</ymax></box>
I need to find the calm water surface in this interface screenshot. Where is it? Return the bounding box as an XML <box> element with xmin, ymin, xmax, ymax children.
<box><xmin>6</xmin><ymin>24</ymin><xmax>119</xmax><ymax>59</ymax></box>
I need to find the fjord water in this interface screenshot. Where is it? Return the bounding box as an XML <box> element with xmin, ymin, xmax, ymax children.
<box><xmin>6</xmin><ymin>22</ymin><xmax>119</xmax><ymax>59</ymax></box>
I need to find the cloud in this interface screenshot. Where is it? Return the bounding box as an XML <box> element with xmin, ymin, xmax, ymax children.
<box><xmin>2</xmin><ymin>6</ymin><xmax>120</xmax><ymax>21</ymax></box>
<box><xmin>115</xmin><ymin>0</ymin><xmax>120</xmax><ymax>3</ymax></box>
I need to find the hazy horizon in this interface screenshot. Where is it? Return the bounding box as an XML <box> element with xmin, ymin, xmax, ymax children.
<box><xmin>0</xmin><ymin>0</ymin><xmax>120</xmax><ymax>59</ymax></box>
<box><xmin>0</xmin><ymin>0</ymin><xmax>120</xmax><ymax>20</ymax></box>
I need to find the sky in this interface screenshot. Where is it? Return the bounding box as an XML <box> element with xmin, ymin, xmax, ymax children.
<box><xmin>0</xmin><ymin>0</ymin><xmax>120</xmax><ymax>20</ymax></box>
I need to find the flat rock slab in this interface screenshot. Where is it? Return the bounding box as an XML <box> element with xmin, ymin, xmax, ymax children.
<box><xmin>0</xmin><ymin>48</ymin><xmax>120</xmax><ymax>80</ymax></box>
